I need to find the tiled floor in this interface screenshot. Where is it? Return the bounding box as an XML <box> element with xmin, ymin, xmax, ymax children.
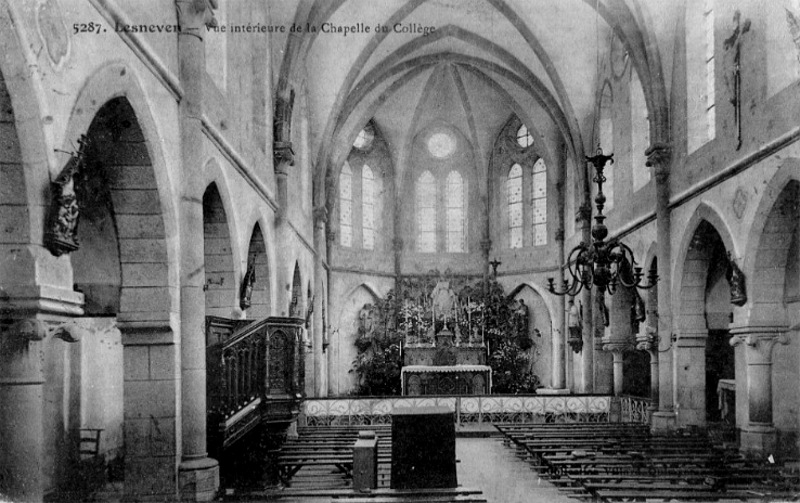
<box><xmin>456</xmin><ymin>437</ymin><xmax>576</xmax><ymax>503</ymax></box>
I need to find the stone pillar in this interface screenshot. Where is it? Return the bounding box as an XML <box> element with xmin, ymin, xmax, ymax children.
<box><xmin>0</xmin><ymin>319</ymin><xmax>48</xmax><ymax>501</ymax></box>
<box><xmin>647</xmin><ymin>144</ymin><xmax>675</xmax><ymax>432</ymax></box>
<box><xmin>176</xmin><ymin>1</ymin><xmax>219</xmax><ymax>499</ymax></box>
<box><xmin>580</xmin><ymin>287</ymin><xmax>594</xmax><ymax>393</ymax></box>
<box><xmin>312</xmin><ymin>207</ymin><xmax>327</xmax><ymax>397</ymax></box>
<box><xmin>673</xmin><ymin>331</ymin><xmax>706</xmax><ymax>426</ymax></box>
<box><xmin>0</xmin><ymin>287</ymin><xmax>83</xmax><ymax>502</ymax></box>
<box><xmin>604</xmin><ymin>345</ymin><xmax>625</xmax><ymax>423</ymax></box>
<box><xmin>730</xmin><ymin>326</ymin><xmax>789</xmax><ymax>455</ymax></box>
<box><xmin>594</xmin><ymin>291</ymin><xmax>613</xmax><ymax>394</ymax></box>
<box><xmin>636</xmin><ymin>328</ymin><xmax>659</xmax><ymax>417</ymax></box>
<box><xmin>638</xmin><ymin>286</ymin><xmax>660</xmax><ymax>416</ymax></box>
<box><xmin>577</xmin><ymin>202</ymin><xmax>593</xmax><ymax>393</ymax></box>
<box><xmin>552</xmin><ymin>231</ymin><xmax>567</xmax><ymax>390</ymax></box>
<box><xmin>552</xmin><ymin>151</ymin><xmax>567</xmax><ymax>391</ymax></box>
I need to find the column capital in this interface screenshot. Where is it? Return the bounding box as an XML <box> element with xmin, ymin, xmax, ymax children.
<box><xmin>645</xmin><ymin>142</ymin><xmax>672</xmax><ymax>169</ymax></box>
<box><xmin>175</xmin><ymin>0</ymin><xmax>218</xmax><ymax>35</ymax></box>
<box><xmin>602</xmin><ymin>339</ymin><xmax>631</xmax><ymax>353</ymax></box>
<box><xmin>635</xmin><ymin>325</ymin><xmax>657</xmax><ymax>352</ymax></box>
<box><xmin>274</xmin><ymin>142</ymin><xmax>295</xmax><ymax>173</ymax></box>
<box><xmin>313</xmin><ymin>205</ymin><xmax>328</xmax><ymax>225</ymax></box>
<box><xmin>730</xmin><ymin>326</ymin><xmax>789</xmax><ymax>363</ymax></box>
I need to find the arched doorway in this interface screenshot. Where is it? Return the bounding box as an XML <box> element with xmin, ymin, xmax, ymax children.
<box><xmin>678</xmin><ymin>218</ymin><xmax>735</xmax><ymax>426</ymax></box>
<box><xmin>62</xmin><ymin>96</ymin><xmax>172</xmax><ymax>500</ymax></box>
<box><xmin>510</xmin><ymin>284</ymin><xmax>552</xmax><ymax>389</ymax></box>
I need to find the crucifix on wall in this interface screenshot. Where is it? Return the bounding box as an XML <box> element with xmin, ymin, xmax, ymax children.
<box><xmin>723</xmin><ymin>10</ymin><xmax>751</xmax><ymax>151</ymax></box>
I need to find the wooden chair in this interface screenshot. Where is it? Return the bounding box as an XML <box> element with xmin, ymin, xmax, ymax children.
<box><xmin>79</xmin><ymin>428</ymin><xmax>103</xmax><ymax>460</ymax></box>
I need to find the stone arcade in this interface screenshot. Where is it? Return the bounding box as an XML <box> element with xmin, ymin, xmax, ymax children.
<box><xmin>0</xmin><ymin>0</ymin><xmax>799</xmax><ymax>501</ymax></box>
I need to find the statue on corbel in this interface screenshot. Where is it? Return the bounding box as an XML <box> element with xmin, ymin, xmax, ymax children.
<box><xmin>45</xmin><ymin>135</ymin><xmax>90</xmax><ymax>257</ymax></box>
<box><xmin>726</xmin><ymin>251</ymin><xmax>747</xmax><ymax>306</ymax></box>
<box><xmin>239</xmin><ymin>258</ymin><xmax>256</xmax><ymax>311</ymax></box>
<box><xmin>273</xmin><ymin>91</ymin><xmax>295</xmax><ymax>170</ymax></box>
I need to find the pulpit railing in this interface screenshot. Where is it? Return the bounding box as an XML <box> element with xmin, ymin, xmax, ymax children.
<box><xmin>215</xmin><ymin>319</ymin><xmax>269</xmax><ymax>417</ymax></box>
<box><xmin>206</xmin><ymin>316</ymin><xmax>305</xmax><ymax>456</ymax></box>
<box><xmin>620</xmin><ymin>394</ymin><xmax>653</xmax><ymax>424</ymax></box>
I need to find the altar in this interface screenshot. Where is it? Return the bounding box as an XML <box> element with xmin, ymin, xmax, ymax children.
<box><xmin>401</xmin><ymin>319</ymin><xmax>491</xmax><ymax>396</ymax></box>
<box><xmin>401</xmin><ymin>365</ymin><xmax>491</xmax><ymax>395</ymax></box>
<box><xmin>352</xmin><ymin>271</ymin><xmax>538</xmax><ymax>396</ymax></box>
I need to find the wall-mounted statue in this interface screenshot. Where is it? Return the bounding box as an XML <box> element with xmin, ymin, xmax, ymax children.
<box><xmin>726</xmin><ymin>251</ymin><xmax>747</xmax><ymax>306</ymax></box>
<box><xmin>239</xmin><ymin>259</ymin><xmax>256</xmax><ymax>310</ymax></box>
<box><xmin>45</xmin><ymin>136</ymin><xmax>90</xmax><ymax>256</ymax></box>
<box><xmin>431</xmin><ymin>279</ymin><xmax>457</xmax><ymax>321</ymax></box>
<box><xmin>273</xmin><ymin>91</ymin><xmax>295</xmax><ymax>169</ymax></box>
<box><xmin>631</xmin><ymin>290</ymin><xmax>646</xmax><ymax>332</ymax></box>
<box><xmin>567</xmin><ymin>298</ymin><xmax>583</xmax><ymax>353</ymax></box>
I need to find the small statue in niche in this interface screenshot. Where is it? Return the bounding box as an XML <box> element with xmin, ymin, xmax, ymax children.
<box><xmin>45</xmin><ymin>136</ymin><xmax>89</xmax><ymax>256</ymax></box>
<box><xmin>239</xmin><ymin>259</ymin><xmax>256</xmax><ymax>311</ymax></box>
<box><xmin>567</xmin><ymin>298</ymin><xmax>583</xmax><ymax>353</ymax></box>
<box><xmin>514</xmin><ymin>299</ymin><xmax>533</xmax><ymax>350</ymax></box>
<box><xmin>358</xmin><ymin>303</ymin><xmax>374</xmax><ymax>336</ymax></box>
<box><xmin>726</xmin><ymin>251</ymin><xmax>747</xmax><ymax>306</ymax></box>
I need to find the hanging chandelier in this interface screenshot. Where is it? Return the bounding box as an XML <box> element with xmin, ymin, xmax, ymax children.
<box><xmin>547</xmin><ymin>148</ymin><xmax>658</xmax><ymax>296</ymax></box>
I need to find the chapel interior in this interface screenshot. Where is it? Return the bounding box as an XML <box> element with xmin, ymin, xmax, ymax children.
<box><xmin>1</xmin><ymin>0</ymin><xmax>800</xmax><ymax>502</ymax></box>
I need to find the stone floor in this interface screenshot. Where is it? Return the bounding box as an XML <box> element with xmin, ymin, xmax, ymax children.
<box><xmin>456</xmin><ymin>437</ymin><xmax>576</xmax><ymax>503</ymax></box>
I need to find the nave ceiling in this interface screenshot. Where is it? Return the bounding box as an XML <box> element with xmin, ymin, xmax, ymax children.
<box><xmin>271</xmin><ymin>0</ymin><xmax>677</xmax><ymax>194</ymax></box>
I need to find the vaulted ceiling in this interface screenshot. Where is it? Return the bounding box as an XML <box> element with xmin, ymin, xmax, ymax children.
<box><xmin>271</xmin><ymin>0</ymin><xmax>675</xmax><ymax>197</ymax></box>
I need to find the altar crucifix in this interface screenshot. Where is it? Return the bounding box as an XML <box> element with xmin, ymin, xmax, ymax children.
<box><xmin>489</xmin><ymin>258</ymin><xmax>502</xmax><ymax>278</ymax></box>
<box><xmin>723</xmin><ymin>10</ymin><xmax>751</xmax><ymax>150</ymax></box>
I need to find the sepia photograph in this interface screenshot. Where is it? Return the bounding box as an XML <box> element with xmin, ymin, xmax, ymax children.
<box><xmin>0</xmin><ymin>0</ymin><xmax>799</xmax><ymax>501</ymax></box>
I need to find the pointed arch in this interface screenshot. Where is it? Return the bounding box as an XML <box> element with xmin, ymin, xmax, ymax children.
<box><xmin>203</xmin><ymin>183</ymin><xmax>236</xmax><ymax>317</ymax></box>
<box><xmin>290</xmin><ymin>261</ymin><xmax>303</xmax><ymax>318</ymax></box>
<box><xmin>245</xmin><ymin>222</ymin><xmax>271</xmax><ymax>320</ymax></box>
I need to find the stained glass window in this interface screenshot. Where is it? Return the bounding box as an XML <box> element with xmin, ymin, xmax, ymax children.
<box><xmin>531</xmin><ymin>158</ymin><xmax>547</xmax><ymax>245</ymax></box>
<box><xmin>428</xmin><ymin>132</ymin><xmax>456</xmax><ymax>158</ymax></box>
<box><xmin>416</xmin><ymin>171</ymin><xmax>436</xmax><ymax>253</ymax></box>
<box><xmin>516</xmin><ymin>124</ymin><xmax>534</xmax><ymax>148</ymax></box>
<box><xmin>507</xmin><ymin>164</ymin><xmax>523</xmax><ymax>248</ymax></box>
<box><xmin>362</xmin><ymin>165</ymin><xmax>375</xmax><ymax>250</ymax></box>
<box><xmin>339</xmin><ymin>163</ymin><xmax>352</xmax><ymax>247</ymax></box>
<box><xmin>446</xmin><ymin>171</ymin><xmax>465</xmax><ymax>253</ymax></box>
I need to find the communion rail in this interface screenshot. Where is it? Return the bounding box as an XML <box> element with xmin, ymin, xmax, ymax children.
<box><xmin>300</xmin><ymin>395</ymin><xmax>612</xmax><ymax>426</ymax></box>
